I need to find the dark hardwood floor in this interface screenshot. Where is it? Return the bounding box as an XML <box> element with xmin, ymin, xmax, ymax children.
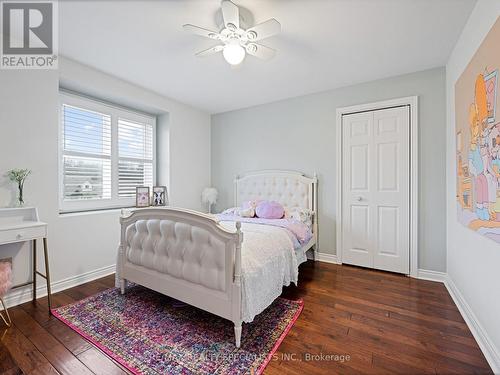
<box><xmin>0</xmin><ymin>261</ymin><xmax>492</xmax><ymax>374</ymax></box>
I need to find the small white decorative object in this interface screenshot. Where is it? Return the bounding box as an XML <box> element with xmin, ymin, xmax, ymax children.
<box><xmin>201</xmin><ymin>187</ymin><xmax>218</xmax><ymax>213</ymax></box>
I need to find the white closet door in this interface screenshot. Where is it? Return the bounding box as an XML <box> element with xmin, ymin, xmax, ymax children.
<box><xmin>342</xmin><ymin>106</ymin><xmax>409</xmax><ymax>274</ymax></box>
<box><xmin>342</xmin><ymin>111</ymin><xmax>373</xmax><ymax>268</ymax></box>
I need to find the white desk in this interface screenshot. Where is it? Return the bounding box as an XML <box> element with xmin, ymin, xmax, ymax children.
<box><xmin>0</xmin><ymin>207</ymin><xmax>52</xmax><ymax>312</ymax></box>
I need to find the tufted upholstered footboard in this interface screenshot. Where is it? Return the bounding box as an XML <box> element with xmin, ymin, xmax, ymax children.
<box><xmin>118</xmin><ymin>208</ymin><xmax>244</xmax><ymax>346</ymax></box>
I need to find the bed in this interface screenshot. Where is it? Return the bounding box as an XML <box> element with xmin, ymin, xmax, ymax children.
<box><xmin>116</xmin><ymin>170</ymin><xmax>318</xmax><ymax>347</ymax></box>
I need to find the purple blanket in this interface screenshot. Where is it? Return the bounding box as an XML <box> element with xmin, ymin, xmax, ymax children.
<box><xmin>216</xmin><ymin>214</ymin><xmax>313</xmax><ymax>246</ymax></box>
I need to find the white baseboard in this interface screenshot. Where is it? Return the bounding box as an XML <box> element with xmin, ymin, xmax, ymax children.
<box><xmin>315</xmin><ymin>252</ymin><xmax>340</xmax><ymax>264</ymax></box>
<box><xmin>417</xmin><ymin>269</ymin><xmax>447</xmax><ymax>283</ymax></box>
<box><xmin>314</xmin><ymin>256</ymin><xmax>449</xmax><ymax>282</ymax></box>
<box><xmin>445</xmin><ymin>276</ymin><xmax>500</xmax><ymax>374</ymax></box>
<box><xmin>416</xmin><ymin>269</ymin><xmax>500</xmax><ymax>372</ymax></box>
<box><xmin>3</xmin><ymin>264</ymin><xmax>115</xmax><ymax>309</ymax></box>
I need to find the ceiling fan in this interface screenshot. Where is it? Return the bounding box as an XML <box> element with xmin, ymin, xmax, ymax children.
<box><xmin>183</xmin><ymin>0</ymin><xmax>281</xmax><ymax>66</ymax></box>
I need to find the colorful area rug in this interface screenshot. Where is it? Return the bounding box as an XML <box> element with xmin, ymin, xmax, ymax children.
<box><xmin>52</xmin><ymin>286</ymin><xmax>302</xmax><ymax>375</ymax></box>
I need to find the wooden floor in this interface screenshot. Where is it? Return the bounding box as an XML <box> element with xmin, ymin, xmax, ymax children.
<box><xmin>0</xmin><ymin>261</ymin><xmax>492</xmax><ymax>375</ymax></box>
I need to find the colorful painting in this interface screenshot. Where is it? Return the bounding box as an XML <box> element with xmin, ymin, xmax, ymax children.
<box><xmin>456</xmin><ymin>17</ymin><xmax>500</xmax><ymax>243</ymax></box>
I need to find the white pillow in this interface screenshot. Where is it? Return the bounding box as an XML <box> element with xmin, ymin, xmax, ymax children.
<box><xmin>220</xmin><ymin>206</ymin><xmax>255</xmax><ymax>217</ymax></box>
<box><xmin>221</xmin><ymin>207</ymin><xmax>239</xmax><ymax>215</ymax></box>
<box><xmin>285</xmin><ymin>207</ymin><xmax>314</xmax><ymax>227</ymax></box>
<box><xmin>238</xmin><ymin>207</ymin><xmax>255</xmax><ymax>218</ymax></box>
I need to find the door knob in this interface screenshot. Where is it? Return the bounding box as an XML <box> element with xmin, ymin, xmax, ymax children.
<box><xmin>357</xmin><ymin>196</ymin><xmax>363</xmax><ymax>201</ymax></box>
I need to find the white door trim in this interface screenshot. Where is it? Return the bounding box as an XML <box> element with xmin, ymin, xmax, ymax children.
<box><xmin>336</xmin><ymin>96</ymin><xmax>419</xmax><ymax>277</ymax></box>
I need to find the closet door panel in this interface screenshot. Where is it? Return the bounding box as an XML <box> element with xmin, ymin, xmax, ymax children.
<box><xmin>342</xmin><ymin>111</ymin><xmax>373</xmax><ymax>268</ymax></box>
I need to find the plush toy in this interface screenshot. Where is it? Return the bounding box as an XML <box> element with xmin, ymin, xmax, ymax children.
<box><xmin>0</xmin><ymin>261</ymin><xmax>12</xmax><ymax>327</ymax></box>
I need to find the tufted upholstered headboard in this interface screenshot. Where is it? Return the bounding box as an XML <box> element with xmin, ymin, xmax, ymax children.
<box><xmin>235</xmin><ymin>170</ymin><xmax>317</xmax><ymax>211</ymax></box>
<box><xmin>235</xmin><ymin>170</ymin><xmax>318</xmax><ymax>221</ymax></box>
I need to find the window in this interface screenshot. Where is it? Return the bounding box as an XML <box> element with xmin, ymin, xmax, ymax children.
<box><xmin>59</xmin><ymin>92</ymin><xmax>155</xmax><ymax>213</ymax></box>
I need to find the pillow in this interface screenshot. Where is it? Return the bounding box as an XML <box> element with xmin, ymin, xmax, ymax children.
<box><xmin>286</xmin><ymin>207</ymin><xmax>314</xmax><ymax>227</ymax></box>
<box><xmin>221</xmin><ymin>207</ymin><xmax>239</xmax><ymax>215</ymax></box>
<box><xmin>255</xmin><ymin>200</ymin><xmax>285</xmax><ymax>219</ymax></box>
<box><xmin>221</xmin><ymin>206</ymin><xmax>255</xmax><ymax>217</ymax></box>
<box><xmin>238</xmin><ymin>206</ymin><xmax>255</xmax><ymax>218</ymax></box>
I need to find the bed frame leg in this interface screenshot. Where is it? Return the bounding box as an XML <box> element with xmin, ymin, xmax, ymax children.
<box><xmin>120</xmin><ymin>279</ymin><xmax>126</xmax><ymax>295</ymax></box>
<box><xmin>234</xmin><ymin>322</ymin><xmax>242</xmax><ymax>348</ymax></box>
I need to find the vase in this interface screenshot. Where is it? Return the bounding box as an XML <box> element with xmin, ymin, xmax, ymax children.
<box><xmin>17</xmin><ymin>185</ymin><xmax>24</xmax><ymax>207</ymax></box>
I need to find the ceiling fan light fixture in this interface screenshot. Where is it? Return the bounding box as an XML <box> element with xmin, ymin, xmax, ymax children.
<box><xmin>183</xmin><ymin>0</ymin><xmax>281</xmax><ymax>65</ymax></box>
<box><xmin>223</xmin><ymin>42</ymin><xmax>246</xmax><ymax>65</ymax></box>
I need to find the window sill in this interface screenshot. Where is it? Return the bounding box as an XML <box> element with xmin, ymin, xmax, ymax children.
<box><xmin>59</xmin><ymin>206</ymin><xmax>135</xmax><ymax>217</ymax></box>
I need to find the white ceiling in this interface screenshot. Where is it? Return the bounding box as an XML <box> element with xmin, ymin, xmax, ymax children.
<box><xmin>59</xmin><ymin>0</ymin><xmax>476</xmax><ymax>114</ymax></box>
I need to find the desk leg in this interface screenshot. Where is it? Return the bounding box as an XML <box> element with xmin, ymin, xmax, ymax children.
<box><xmin>0</xmin><ymin>298</ymin><xmax>11</xmax><ymax>327</ymax></box>
<box><xmin>32</xmin><ymin>239</ymin><xmax>37</xmax><ymax>302</ymax></box>
<box><xmin>43</xmin><ymin>238</ymin><xmax>52</xmax><ymax>313</ymax></box>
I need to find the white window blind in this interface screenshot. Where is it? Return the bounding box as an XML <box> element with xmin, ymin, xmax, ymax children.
<box><xmin>118</xmin><ymin>119</ymin><xmax>154</xmax><ymax>198</ymax></box>
<box><xmin>59</xmin><ymin>92</ymin><xmax>156</xmax><ymax>213</ymax></box>
<box><xmin>62</xmin><ymin>105</ymin><xmax>112</xmax><ymax>201</ymax></box>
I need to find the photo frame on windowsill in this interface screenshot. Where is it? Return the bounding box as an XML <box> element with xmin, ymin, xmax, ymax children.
<box><xmin>136</xmin><ymin>186</ymin><xmax>150</xmax><ymax>208</ymax></box>
<box><xmin>152</xmin><ymin>186</ymin><xmax>168</xmax><ymax>206</ymax></box>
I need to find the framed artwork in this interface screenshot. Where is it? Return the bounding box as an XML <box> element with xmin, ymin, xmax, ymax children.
<box><xmin>135</xmin><ymin>186</ymin><xmax>150</xmax><ymax>208</ymax></box>
<box><xmin>152</xmin><ymin>186</ymin><xmax>168</xmax><ymax>206</ymax></box>
<box><xmin>455</xmin><ymin>17</ymin><xmax>500</xmax><ymax>243</ymax></box>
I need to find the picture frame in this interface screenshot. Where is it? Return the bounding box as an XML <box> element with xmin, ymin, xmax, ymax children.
<box><xmin>135</xmin><ymin>186</ymin><xmax>150</xmax><ymax>208</ymax></box>
<box><xmin>152</xmin><ymin>186</ymin><xmax>168</xmax><ymax>206</ymax></box>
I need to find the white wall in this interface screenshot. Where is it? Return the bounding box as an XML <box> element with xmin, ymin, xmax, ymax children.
<box><xmin>0</xmin><ymin>57</ymin><xmax>210</xmax><ymax>305</ymax></box>
<box><xmin>212</xmin><ymin>67</ymin><xmax>447</xmax><ymax>272</ymax></box>
<box><xmin>446</xmin><ymin>2</ymin><xmax>500</xmax><ymax>371</ymax></box>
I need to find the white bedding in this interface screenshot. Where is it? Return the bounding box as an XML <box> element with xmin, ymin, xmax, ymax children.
<box><xmin>219</xmin><ymin>221</ymin><xmax>300</xmax><ymax>323</ymax></box>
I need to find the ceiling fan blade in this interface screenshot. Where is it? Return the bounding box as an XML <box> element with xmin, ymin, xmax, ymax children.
<box><xmin>221</xmin><ymin>0</ymin><xmax>239</xmax><ymax>30</ymax></box>
<box><xmin>183</xmin><ymin>24</ymin><xmax>220</xmax><ymax>40</ymax></box>
<box><xmin>195</xmin><ymin>45</ymin><xmax>224</xmax><ymax>57</ymax></box>
<box><xmin>246</xmin><ymin>43</ymin><xmax>276</xmax><ymax>60</ymax></box>
<box><xmin>246</xmin><ymin>19</ymin><xmax>281</xmax><ymax>41</ymax></box>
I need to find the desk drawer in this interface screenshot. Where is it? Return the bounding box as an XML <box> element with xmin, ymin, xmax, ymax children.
<box><xmin>0</xmin><ymin>226</ymin><xmax>46</xmax><ymax>245</ymax></box>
